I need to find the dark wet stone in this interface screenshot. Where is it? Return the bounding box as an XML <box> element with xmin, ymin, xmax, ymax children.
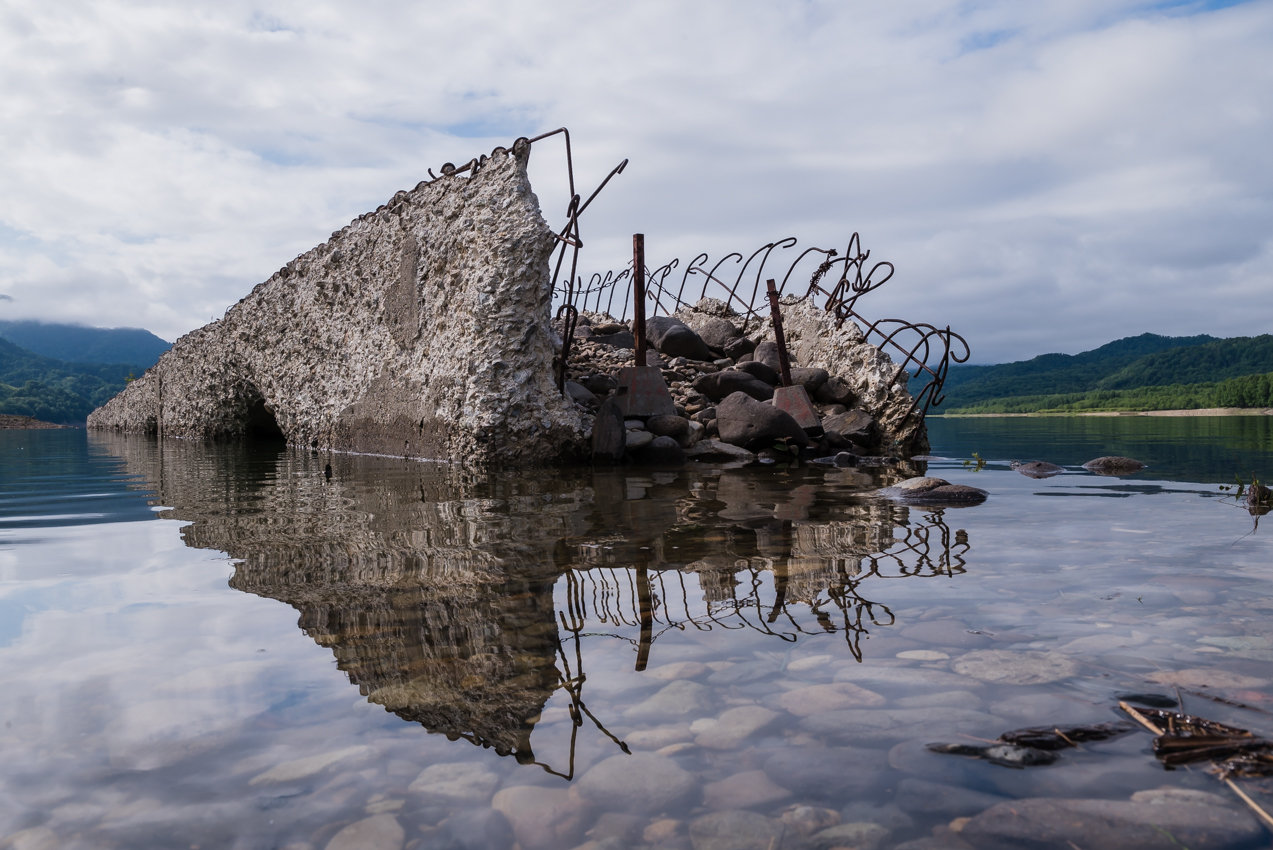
<box><xmin>633</xmin><ymin>435</ymin><xmax>685</xmax><ymax>466</ymax></box>
<box><xmin>715</xmin><ymin>392</ymin><xmax>809</xmax><ymax>452</ymax></box>
<box><xmin>823</xmin><ymin>409</ymin><xmax>874</xmax><ymax>448</ymax></box>
<box><xmin>596</xmin><ymin>330</ymin><xmax>635</xmax><ymax>349</ymax></box>
<box><xmin>581</xmin><ymin>373</ymin><xmax>618</xmax><ymax>395</ymax></box>
<box><xmin>565</xmin><ymin>380</ymin><xmax>598</xmax><ymax>406</ymax></box>
<box><xmin>692</xmin><ymin>407</ymin><xmax>717</xmax><ymax>423</ymax></box>
<box><xmin>925</xmin><ymin>742</ymin><xmax>1060</xmax><ymax>768</ymax></box>
<box><xmin>737</xmin><ymin>360</ymin><xmax>781</xmax><ymax>386</ymax></box>
<box><xmin>1014</xmin><ymin>460</ymin><xmax>1064</xmax><ymax>479</ymax></box>
<box><xmin>895</xmin><ymin>778</ymin><xmax>1009</xmax><ymax>817</ymax></box>
<box><xmin>1083</xmin><ymin>456</ymin><xmax>1146</xmax><ymax>474</ymax></box>
<box><xmin>723</xmin><ymin>336</ymin><xmax>757</xmax><ymax>360</ymax></box>
<box><xmin>648</xmin><ymin>317</ymin><xmax>715</xmax><ymax>361</ymax></box>
<box><xmin>591</xmin><ymin>398</ymin><xmax>626</xmax><ymax>464</ymax></box>
<box><xmin>1117</xmin><ymin>692</ymin><xmax>1178</xmax><ymax>709</ymax></box>
<box><xmin>763</xmin><ymin>747</ymin><xmax>889</xmax><ymax>799</ymax></box>
<box><xmin>646</xmin><ymin>415</ymin><xmax>690</xmax><ymax>438</ymax></box>
<box><xmin>790</xmin><ymin>367</ymin><xmax>830</xmax><ymax>392</ymax></box>
<box><xmin>691</xmin><ymin>371</ymin><xmax>775</xmax><ymax>403</ymax></box>
<box><xmin>697</xmin><ymin>317</ymin><xmax>741</xmax><ymax>350</ymax></box>
<box><xmin>814</xmin><ymin>376</ymin><xmax>855</xmax><ymax>406</ymax></box>
<box><xmin>835</xmin><ymin>451</ymin><xmax>857</xmax><ymax>467</ymax></box>
<box><xmin>960</xmin><ymin>796</ymin><xmax>1260</xmax><ymax>850</ymax></box>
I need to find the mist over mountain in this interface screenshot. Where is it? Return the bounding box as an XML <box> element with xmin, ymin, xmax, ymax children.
<box><xmin>0</xmin><ymin>321</ymin><xmax>170</xmax><ymax>370</ymax></box>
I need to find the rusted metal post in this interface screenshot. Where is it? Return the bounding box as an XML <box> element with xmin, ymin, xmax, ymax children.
<box><xmin>765</xmin><ymin>278</ymin><xmax>792</xmax><ymax>387</ymax></box>
<box><xmin>632</xmin><ymin>234</ymin><xmax>647</xmax><ymax>367</ymax></box>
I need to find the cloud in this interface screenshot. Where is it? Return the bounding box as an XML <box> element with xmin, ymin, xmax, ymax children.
<box><xmin>0</xmin><ymin>0</ymin><xmax>1269</xmax><ymax>362</ymax></box>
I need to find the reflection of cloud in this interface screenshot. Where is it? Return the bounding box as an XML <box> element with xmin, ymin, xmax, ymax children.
<box><xmin>0</xmin><ymin>293</ymin><xmax>12</xmax><ymax>301</ymax></box>
<box><xmin>0</xmin><ymin>2</ymin><xmax>1268</xmax><ymax>359</ymax></box>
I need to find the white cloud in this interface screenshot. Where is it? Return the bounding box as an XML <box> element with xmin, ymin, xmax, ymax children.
<box><xmin>0</xmin><ymin>0</ymin><xmax>1269</xmax><ymax>362</ymax></box>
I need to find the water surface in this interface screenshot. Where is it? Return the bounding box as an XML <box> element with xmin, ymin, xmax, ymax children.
<box><xmin>1</xmin><ymin>419</ymin><xmax>1271</xmax><ymax>849</ymax></box>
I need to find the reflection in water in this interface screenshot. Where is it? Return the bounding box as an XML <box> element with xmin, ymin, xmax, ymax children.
<box><xmin>94</xmin><ymin>434</ymin><xmax>973</xmax><ymax>773</ymax></box>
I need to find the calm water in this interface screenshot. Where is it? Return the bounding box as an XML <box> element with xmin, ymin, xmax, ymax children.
<box><xmin>1</xmin><ymin>418</ymin><xmax>1271</xmax><ymax>850</ymax></box>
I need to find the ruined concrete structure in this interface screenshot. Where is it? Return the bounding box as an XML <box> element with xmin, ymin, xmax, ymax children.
<box><xmin>89</xmin><ymin>148</ymin><xmax>584</xmax><ymax>465</ymax></box>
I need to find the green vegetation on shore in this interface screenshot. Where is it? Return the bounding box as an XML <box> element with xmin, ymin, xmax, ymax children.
<box><xmin>924</xmin><ymin>333</ymin><xmax>1273</xmax><ymax>415</ymax></box>
<box><xmin>942</xmin><ymin>370</ymin><xmax>1273</xmax><ymax>414</ymax></box>
<box><xmin>0</xmin><ymin>338</ymin><xmax>139</xmax><ymax>424</ymax></box>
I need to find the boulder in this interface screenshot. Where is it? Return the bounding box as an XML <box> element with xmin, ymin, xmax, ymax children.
<box><xmin>815</xmin><ymin>376</ymin><xmax>855</xmax><ymax>406</ymax></box>
<box><xmin>753</xmin><ymin>341</ymin><xmax>785</xmax><ymax>370</ymax></box>
<box><xmin>592</xmin><ymin>322</ymin><xmax>627</xmax><ymax>335</ymax></box>
<box><xmin>625</xmin><ymin>429</ymin><xmax>656</xmax><ymax>450</ymax></box>
<box><xmin>689</xmin><ymin>811</ymin><xmax>784</xmax><ymax>850</ymax></box>
<box><xmin>633</xmin><ymin>435</ymin><xmax>685</xmax><ymax>466</ymax></box>
<box><xmin>684</xmin><ymin>439</ymin><xmax>758</xmax><ymax>462</ymax></box>
<box><xmin>564</xmin><ymin>381</ymin><xmax>598</xmax><ymax>406</ymax></box>
<box><xmin>581</xmin><ymin>373</ymin><xmax>618</xmax><ymax>395</ymax></box>
<box><xmin>737</xmin><ymin>360</ymin><xmax>781</xmax><ymax>386</ymax></box>
<box><xmin>692</xmin><ymin>371</ymin><xmax>775</xmax><ymax>402</ymax></box>
<box><xmin>715</xmin><ymin>392</ymin><xmax>810</xmax><ymax>452</ymax></box>
<box><xmin>723</xmin><ymin>336</ymin><xmax>757</xmax><ymax>360</ymax></box>
<box><xmin>697</xmin><ymin>317</ymin><xmax>742</xmax><ymax>349</ymax></box>
<box><xmin>1083</xmin><ymin>456</ymin><xmax>1146</xmax><ymax>474</ymax></box>
<box><xmin>692</xmin><ymin>407</ymin><xmax>717</xmax><ymax>423</ymax></box>
<box><xmin>823</xmin><ymin>409</ymin><xmax>875</xmax><ymax>447</ymax></box>
<box><xmin>646</xmin><ymin>415</ymin><xmax>691</xmax><ymax>438</ymax></box>
<box><xmin>1014</xmin><ymin>460</ymin><xmax>1063</xmax><ymax>479</ymax></box>
<box><xmin>647</xmin><ymin>316</ymin><xmax>715</xmax><ymax>361</ymax></box>
<box><xmin>595</xmin><ymin>330</ymin><xmax>635</xmax><ymax>349</ymax></box>
<box><xmin>577</xmin><ymin>753</ymin><xmax>701</xmax><ymax>815</ymax></box>
<box><xmin>790</xmin><ymin>367</ymin><xmax>829</xmax><ymax>392</ymax></box>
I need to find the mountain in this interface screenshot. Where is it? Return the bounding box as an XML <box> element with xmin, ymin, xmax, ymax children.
<box><xmin>919</xmin><ymin>332</ymin><xmax>1273</xmax><ymax>414</ymax></box>
<box><xmin>0</xmin><ymin>338</ymin><xmax>137</xmax><ymax>424</ymax></box>
<box><xmin>0</xmin><ymin>320</ymin><xmax>170</xmax><ymax>369</ymax></box>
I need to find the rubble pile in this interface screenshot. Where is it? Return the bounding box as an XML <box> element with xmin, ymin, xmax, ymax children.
<box><xmin>560</xmin><ymin>298</ymin><xmax>927</xmax><ymax>466</ymax></box>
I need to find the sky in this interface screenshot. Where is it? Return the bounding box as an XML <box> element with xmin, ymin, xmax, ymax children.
<box><xmin>0</xmin><ymin>0</ymin><xmax>1269</xmax><ymax>364</ymax></box>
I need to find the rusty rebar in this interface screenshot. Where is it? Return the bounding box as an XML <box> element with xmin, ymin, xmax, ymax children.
<box><xmin>765</xmin><ymin>279</ymin><xmax>792</xmax><ymax>387</ymax></box>
<box><xmin>632</xmin><ymin>234</ymin><xmax>647</xmax><ymax>366</ymax></box>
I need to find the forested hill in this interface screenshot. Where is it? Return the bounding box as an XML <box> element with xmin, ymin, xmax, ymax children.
<box><xmin>927</xmin><ymin>333</ymin><xmax>1273</xmax><ymax>411</ymax></box>
<box><xmin>0</xmin><ymin>320</ymin><xmax>170</xmax><ymax>369</ymax></box>
<box><xmin>0</xmin><ymin>338</ymin><xmax>138</xmax><ymax>424</ymax></box>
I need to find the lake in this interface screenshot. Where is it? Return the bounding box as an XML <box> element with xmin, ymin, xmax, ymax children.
<box><xmin>1</xmin><ymin>416</ymin><xmax>1272</xmax><ymax>850</ymax></box>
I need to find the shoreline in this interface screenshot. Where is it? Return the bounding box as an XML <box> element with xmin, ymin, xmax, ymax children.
<box><xmin>935</xmin><ymin>408</ymin><xmax>1273</xmax><ymax>419</ymax></box>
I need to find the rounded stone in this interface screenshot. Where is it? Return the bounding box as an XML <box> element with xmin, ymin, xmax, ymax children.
<box><xmin>952</xmin><ymin>650</ymin><xmax>1081</xmax><ymax>685</ymax></box>
<box><xmin>689</xmin><ymin>810</ymin><xmax>784</xmax><ymax>850</ymax></box>
<box><xmin>1083</xmin><ymin>456</ymin><xmax>1146</xmax><ymax>474</ymax></box>
<box><xmin>408</xmin><ymin>761</ymin><xmax>500</xmax><ymax>805</ymax></box>
<box><xmin>577</xmin><ymin>752</ymin><xmax>701</xmax><ymax>815</ymax></box>
<box><xmin>1015</xmin><ymin>460</ymin><xmax>1064</xmax><ymax>479</ymax></box>
<box><xmin>324</xmin><ymin>814</ymin><xmax>405</xmax><ymax>850</ymax></box>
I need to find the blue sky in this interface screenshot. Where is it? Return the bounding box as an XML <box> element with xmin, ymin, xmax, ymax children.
<box><xmin>0</xmin><ymin>0</ymin><xmax>1269</xmax><ymax>363</ymax></box>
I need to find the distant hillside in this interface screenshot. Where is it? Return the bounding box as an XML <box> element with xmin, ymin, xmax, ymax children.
<box><xmin>0</xmin><ymin>338</ymin><xmax>136</xmax><ymax>424</ymax></box>
<box><xmin>0</xmin><ymin>320</ymin><xmax>169</xmax><ymax>369</ymax></box>
<box><xmin>944</xmin><ymin>371</ymin><xmax>1273</xmax><ymax>415</ymax></box>
<box><xmin>919</xmin><ymin>332</ymin><xmax>1273</xmax><ymax>413</ymax></box>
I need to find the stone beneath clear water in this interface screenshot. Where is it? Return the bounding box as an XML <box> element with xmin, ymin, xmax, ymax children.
<box><xmin>835</xmin><ymin>665</ymin><xmax>983</xmax><ymax>691</ymax></box>
<box><xmin>777</xmin><ymin>682</ymin><xmax>887</xmax><ymax>717</ymax></box>
<box><xmin>951</xmin><ymin>650</ymin><xmax>1081</xmax><ymax>685</ymax></box>
<box><xmin>800</xmin><ymin>707</ymin><xmax>1003</xmax><ymax>745</ymax></box>
<box><xmin>324</xmin><ymin>814</ymin><xmax>405</xmax><ymax>850</ymax></box>
<box><xmin>809</xmin><ymin>821</ymin><xmax>891</xmax><ymax>850</ymax></box>
<box><xmin>491</xmin><ymin>785</ymin><xmax>591</xmax><ymax>850</ymax></box>
<box><xmin>688</xmin><ymin>810</ymin><xmax>785</xmax><ymax>850</ymax></box>
<box><xmin>576</xmin><ymin>752</ymin><xmax>701</xmax><ymax>815</ymax></box>
<box><xmin>702</xmin><ymin>770</ymin><xmax>792</xmax><ymax>810</ymax></box>
<box><xmin>895</xmin><ymin>778</ymin><xmax>1010</xmax><ymax>817</ymax></box>
<box><xmin>960</xmin><ymin>796</ymin><xmax>1260</xmax><ymax>850</ymax></box>
<box><xmin>693</xmin><ymin>705</ymin><xmax>781</xmax><ymax>749</ymax></box>
<box><xmin>763</xmin><ymin>747</ymin><xmax>889</xmax><ymax>799</ymax></box>
<box><xmin>1083</xmin><ymin>456</ymin><xmax>1146</xmax><ymax>474</ymax></box>
<box><xmin>623</xmin><ymin>679</ymin><xmax>714</xmax><ymax>720</ymax></box>
<box><xmin>408</xmin><ymin>761</ymin><xmax>501</xmax><ymax>805</ymax></box>
<box><xmin>250</xmin><ymin>745</ymin><xmax>374</xmax><ymax>785</ymax></box>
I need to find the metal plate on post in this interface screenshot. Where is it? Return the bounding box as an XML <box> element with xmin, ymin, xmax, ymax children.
<box><xmin>614</xmin><ymin>366</ymin><xmax>676</xmax><ymax>418</ymax></box>
<box><xmin>773</xmin><ymin>385</ymin><xmax>823</xmax><ymax>436</ymax></box>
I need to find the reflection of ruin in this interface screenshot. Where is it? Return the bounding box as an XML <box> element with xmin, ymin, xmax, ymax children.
<box><xmin>93</xmin><ymin>433</ymin><xmax>973</xmax><ymax>764</ymax></box>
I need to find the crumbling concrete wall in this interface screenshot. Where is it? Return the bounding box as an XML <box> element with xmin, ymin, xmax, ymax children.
<box><xmin>675</xmin><ymin>297</ymin><xmax>928</xmax><ymax>455</ymax></box>
<box><xmin>88</xmin><ymin>149</ymin><xmax>586</xmax><ymax>466</ymax></box>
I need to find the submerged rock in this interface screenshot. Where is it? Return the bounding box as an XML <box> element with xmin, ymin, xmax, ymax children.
<box><xmin>491</xmin><ymin>786</ymin><xmax>591</xmax><ymax>850</ymax></box>
<box><xmin>951</xmin><ymin>650</ymin><xmax>1080</xmax><ymax>685</ymax></box>
<box><xmin>325</xmin><ymin>814</ymin><xmax>406</xmax><ymax>850</ymax></box>
<box><xmin>960</xmin><ymin>795</ymin><xmax>1260</xmax><ymax>850</ymax></box>
<box><xmin>409</xmin><ymin>762</ymin><xmax>501</xmax><ymax>805</ymax></box>
<box><xmin>1083</xmin><ymin>456</ymin><xmax>1146</xmax><ymax>474</ymax></box>
<box><xmin>1013</xmin><ymin>460</ymin><xmax>1064</xmax><ymax>479</ymax></box>
<box><xmin>577</xmin><ymin>753</ymin><xmax>701</xmax><ymax>815</ymax></box>
<box><xmin>689</xmin><ymin>810</ymin><xmax>785</xmax><ymax>850</ymax></box>
<box><xmin>883</xmin><ymin>477</ymin><xmax>989</xmax><ymax>506</ymax></box>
